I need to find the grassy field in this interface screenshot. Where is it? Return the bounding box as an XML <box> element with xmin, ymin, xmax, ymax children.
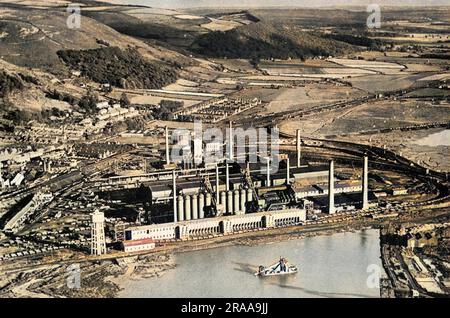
<box><xmin>316</xmin><ymin>99</ymin><xmax>450</xmax><ymax>135</ymax></box>
<box><xmin>346</xmin><ymin>73</ymin><xmax>429</xmax><ymax>93</ymax></box>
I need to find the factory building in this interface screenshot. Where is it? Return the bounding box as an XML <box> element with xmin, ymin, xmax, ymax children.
<box><xmin>391</xmin><ymin>187</ymin><xmax>408</xmax><ymax>196</ymax></box>
<box><xmin>122</xmin><ymin>238</ymin><xmax>156</xmax><ymax>253</ymax></box>
<box><xmin>172</xmin><ymin>187</ymin><xmax>254</xmax><ymax>221</ymax></box>
<box><xmin>312</xmin><ymin>181</ymin><xmax>363</xmax><ymax>195</ymax></box>
<box><xmin>92</xmin><ymin>161</ymin><xmax>328</xmax><ymax>194</ymax></box>
<box><xmin>323</xmin><ymin>156</ymin><xmax>371</xmax><ymax>214</ymax></box>
<box><xmin>293</xmin><ymin>185</ymin><xmax>321</xmax><ymax>199</ymax></box>
<box><xmin>311</xmin><ymin>192</ymin><xmax>378</xmax><ymax>213</ymax></box>
<box><xmin>101</xmin><ymin>155</ymin><xmax>373</xmax><ymax>223</ymax></box>
<box><xmin>406</xmin><ymin>232</ymin><xmax>438</xmax><ymax>249</ymax></box>
<box><xmin>126</xmin><ymin>223</ymin><xmax>177</xmax><ymax>241</ymax></box>
<box><xmin>4</xmin><ymin>192</ymin><xmax>53</xmax><ymax>233</ymax></box>
<box><xmin>122</xmin><ymin>208</ymin><xmax>306</xmax><ymax>242</ymax></box>
<box><xmin>143</xmin><ymin>164</ymin><xmax>329</xmax><ymax>203</ymax></box>
<box><xmin>111</xmin><ymin>125</ymin><xmax>376</xmax><ymax>250</ymax></box>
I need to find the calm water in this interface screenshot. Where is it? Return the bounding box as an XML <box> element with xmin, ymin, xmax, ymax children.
<box><xmin>414</xmin><ymin>129</ymin><xmax>450</xmax><ymax>147</ymax></box>
<box><xmin>119</xmin><ymin>229</ymin><xmax>383</xmax><ymax>298</ymax></box>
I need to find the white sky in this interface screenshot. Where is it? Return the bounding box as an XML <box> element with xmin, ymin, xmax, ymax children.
<box><xmin>105</xmin><ymin>0</ymin><xmax>450</xmax><ymax>9</ymax></box>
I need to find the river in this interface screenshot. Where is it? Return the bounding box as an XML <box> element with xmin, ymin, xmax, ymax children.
<box><xmin>119</xmin><ymin>229</ymin><xmax>384</xmax><ymax>298</ymax></box>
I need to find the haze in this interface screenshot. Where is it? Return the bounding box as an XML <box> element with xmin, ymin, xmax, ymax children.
<box><xmin>106</xmin><ymin>0</ymin><xmax>450</xmax><ymax>9</ymax></box>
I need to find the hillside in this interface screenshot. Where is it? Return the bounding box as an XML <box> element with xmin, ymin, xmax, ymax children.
<box><xmin>190</xmin><ymin>22</ymin><xmax>355</xmax><ymax>60</ymax></box>
<box><xmin>322</xmin><ymin>33</ymin><xmax>386</xmax><ymax>50</ymax></box>
<box><xmin>82</xmin><ymin>7</ymin><xmax>260</xmax><ymax>50</ymax></box>
<box><xmin>0</xmin><ymin>1</ymin><xmax>201</xmax><ymax>122</ymax></box>
<box><xmin>0</xmin><ymin>71</ymin><xmax>23</xmax><ymax>100</ymax></box>
<box><xmin>57</xmin><ymin>47</ymin><xmax>178</xmax><ymax>89</ymax></box>
<box><xmin>0</xmin><ymin>3</ymin><xmax>192</xmax><ymax>75</ymax></box>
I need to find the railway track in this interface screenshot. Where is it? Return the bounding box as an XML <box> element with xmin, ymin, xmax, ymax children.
<box><xmin>281</xmin><ymin>133</ymin><xmax>448</xmax><ymax>181</ymax></box>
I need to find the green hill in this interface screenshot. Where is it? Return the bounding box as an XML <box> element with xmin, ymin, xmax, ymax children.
<box><xmin>57</xmin><ymin>47</ymin><xmax>178</xmax><ymax>89</ymax></box>
<box><xmin>190</xmin><ymin>22</ymin><xmax>355</xmax><ymax>60</ymax></box>
<box><xmin>0</xmin><ymin>5</ymin><xmax>188</xmax><ymax>75</ymax></box>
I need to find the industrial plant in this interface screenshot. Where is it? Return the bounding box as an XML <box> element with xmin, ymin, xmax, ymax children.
<box><xmin>0</xmin><ymin>0</ymin><xmax>449</xmax><ymax>299</ymax></box>
<box><xmin>79</xmin><ymin>123</ymin><xmax>376</xmax><ymax>255</ymax></box>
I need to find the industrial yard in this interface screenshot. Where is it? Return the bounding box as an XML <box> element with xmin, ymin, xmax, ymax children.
<box><xmin>0</xmin><ymin>0</ymin><xmax>449</xmax><ymax>299</ymax></box>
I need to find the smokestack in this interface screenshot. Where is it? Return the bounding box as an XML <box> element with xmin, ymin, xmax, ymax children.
<box><xmin>328</xmin><ymin>160</ymin><xmax>335</xmax><ymax>214</ymax></box>
<box><xmin>229</xmin><ymin>121</ymin><xmax>233</xmax><ymax>161</ymax></box>
<box><xmin>184</xmin><ymin>195</ymin><xmax>191</xmax><ymax>220</ymax></box>
<box><xmin>221</xmin><ymin>191</ymin><xmax>226</xmax><ymax>206</ymax></box>
<box><xmin>198</xmin><ymin>193</ymin><xmax>205</xmax><ymax>219</ymax></box>
<box><xmin>240</xmin><ymin>189</ymin><xmax>246</xmax><ymax>213</ymax></box>
<box><xmin>227</xmin><ymin>191</ymin><xmax>233</xmax><ymax>214</ymax></box>
<box><xmin>165</xmin><ymin>126</ymin><xmax>170</xmax><ymax>164</ymax></box>
<box><xmin>266</xmin><ymin>157</ymin><xmax>271</xmax><ymax>187</ymax></box>
<box><xmin>216</xmin><ymin>164</ymin><xmax>220</xmax><ymax>204</ymax></box>
<box><xmin>177</xmin><ymin>195</ymin><xmax>184</xmax><ymax>221</ymax></box>
<box><xmin>173</xmin><ymin>171</ymin><xmax>177</xmax><ymax>222</ymax></box>
<box><xmin>193</xmin><ymin>127</ymin><xmax>203</xmax><ymax>167</ymax></box>
<box><xmin>226</xmin><ymin>161</ymin><xmax>230</xmax><ymax>191</ymax></box>
<box><xmin>246</xmin><ymin>188</ymin><xmax>253</xmax><ymax>203</ymax></box>
<box><xmin>192</xmin><ymin>194</ymin><xmax>198</xmax><ymax>220</ymax></box>
<box><xmin>206</xmin><ymin>192</ymin><xmax>212</xmax><ymax>207</ymax></box>
<box><xmin>362</xmin><ymin>156</ymin><xmax>369</xmax><ymax>210</ymax></box>
<box><xmin>286</xmin><ymin>156</ymin><xmax>290</xmax><ymax>184</ymax></box>
<box><xmin>296</xmin><ymin>130</ymin><xmax>301</xmax><ymax>167</ymax></box>
<box><xmin>234</xmin><ymin>190</ymin><xmax>240</xmax><ymax>214</ymax></box>
<box><xmin>216</xmin><ymin>163</ymin><xmax>219</xmax><ymax>204</ymax></box>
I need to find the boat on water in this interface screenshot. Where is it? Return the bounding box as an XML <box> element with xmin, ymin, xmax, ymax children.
<box><xmin>255</xmin><ymin>257</ymin><xmax>298</xmax><ymax>277</ymax></box>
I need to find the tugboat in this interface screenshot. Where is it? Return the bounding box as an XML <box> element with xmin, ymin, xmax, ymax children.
<box><xmin>255</xmin><ymin>257</ymin><xmax>298</xmax><ymax>277</ymax></box>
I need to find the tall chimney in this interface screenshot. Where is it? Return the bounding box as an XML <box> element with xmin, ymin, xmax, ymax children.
<box><xmin>165</xmin><ymin>126</ymin><xmax>170</xmax><ymax>164</ymax></box>
<box><xmin>216</xmin><ymin>164</ymin><xmax>220</xmax><ymax>204</ymax></box>
<box><xmin>328</xmin><ymin>160</ymin><xmax>335</xmax><ymax>214</ymax></box>
<box><xmin>173</xmin><ymin>170</ymin><xmax>177</xmax><ymax>222</ymax></box>
<box><xmin>362</xmin><ymin>156</ymin><xmax>369</xmax><ymax>210</ymax></box>
<box><xmin>225</xmin><ymin>160</ymin><xmax>230</xmax><ymax>191</ymax></box>
<box><xmin>286</xmin><ymin>156</ymin><xmax>290</xmax><ymax>184</ymax></box>
<box><xmin>266</xmin><ymin>157</ymin><xmax>271</xmax><ymax>187</ymax></box>
<box><xmin>193</xmin><ymin>131</ymin><xmax>202</xmax><ymax>167</ymax></box>
<box><xmin>229</xmin><ymin>121</ymin><xmax>233</xmax><ymax>161</ymax></box>
<box><xmin>296</xmin><ymin>129</ymin><xmax>301</xmax><ymax>167</ymax></box>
